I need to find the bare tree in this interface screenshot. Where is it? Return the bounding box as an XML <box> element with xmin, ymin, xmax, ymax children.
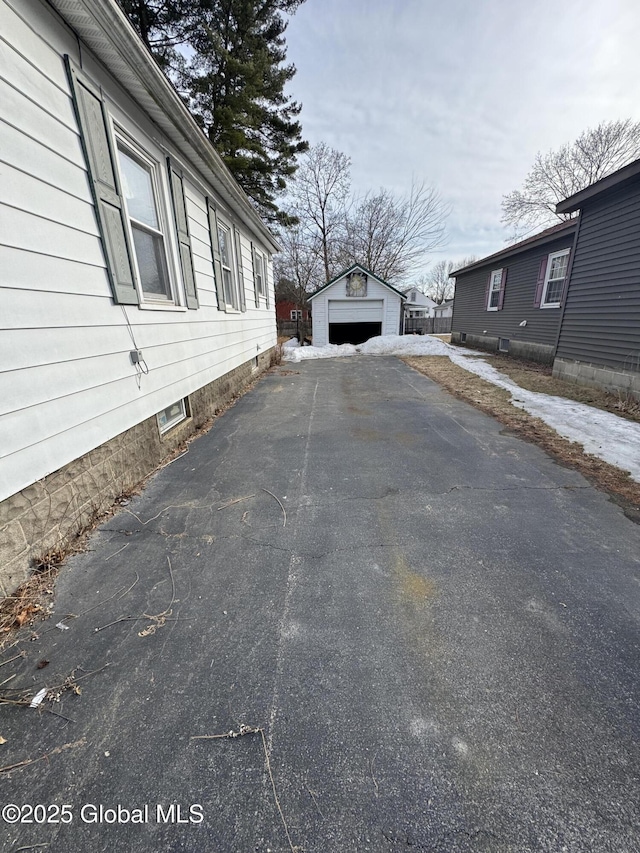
<box><xmin>502</xmin><ymin>119</ymin><xmax>640</xmax><ymax>235</ymax></box>
<box><xmin>341</xmin><ymin>181</ymin><xmax>449</xmax><ymax>283</ymax></box>
<box><xmin>288</xmin><ymin>142</ymin><xmax>351</xmax><ymax>281</ymax></box>
<box><xmin>417</xmin><ymin>255</ymin><xmax>478</xmax><ymax>303</ymax></box>
<box><xmin>274</xmin><ymin>224</ymin><xmax>323</xmax><ymax>306</ymax></box>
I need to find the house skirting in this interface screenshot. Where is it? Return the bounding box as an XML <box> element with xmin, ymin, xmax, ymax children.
<box><xmin>553</xmin><ymin>357</ymin><xmax>640</xmax><ymax>399</ymax></box>
<box><xmin>451</xmin><ymin>332</ymin><xmax>555</xmax><ymax>364</ymax></box>
<box><xmin>0</xmin><ymin>349</ymin><xmax>274</xmax><ymax>596</ymax></box>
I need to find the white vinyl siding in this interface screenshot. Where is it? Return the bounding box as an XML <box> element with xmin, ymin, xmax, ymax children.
<box><xmin>0</xmin><ymin>0</ymin><xmax>276</xmax><ymax>502</ymax></box>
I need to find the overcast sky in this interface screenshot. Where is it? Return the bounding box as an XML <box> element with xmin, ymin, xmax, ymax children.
<box><xmin>283</xmin><ymin>0</ymin><xmax>640</xmax><ymax>277</ymax></box>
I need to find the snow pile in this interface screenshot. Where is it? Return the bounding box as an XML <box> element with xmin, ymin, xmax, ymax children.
<box><xmin>285</xmin><ymin>342</ymin><xmax>358</xmax><ymax>361</ymax></box>
<box><xmin>282</xmin><ymin>333</ymin><xmax>640</xmax><ymax>482</ymax></box>
<box><xmin>358</xmin><ymin>334</ymin><xmax>454</xmax><ymax>357</ymax></box>
<box><xmin>446</xmin><ymin>352</ymin><xmax>640</xmax><ymax>483</ymax></box>
<box><xmin>282</xmin><ymin>337</ymin><xmax>300</xmax><ymax>349</ymax></box>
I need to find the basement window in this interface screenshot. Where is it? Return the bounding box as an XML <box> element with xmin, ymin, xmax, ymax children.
<box><xmin>498</xmin><ymin>338</ymin><xmax>510</xmax><ymax>352</ymax></box>
<box><xmin>460</xmin><ymin>333</ymin><xmax>467</xmax><ymax>343</ymax></box>
<box><xmin>157</xmin><ymin>398</ymin><xmax>187</xmax><ymax>434</ymax></box>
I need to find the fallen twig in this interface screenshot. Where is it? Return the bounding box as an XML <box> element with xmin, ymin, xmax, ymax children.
<box><xmin>370</xmin><ymin>752</ymin><xmax>379</xmax><ymax>796</ymax></box>
<box><xmin>118</xmin><ymin>571</ymin><xmax>139</xmax><ymax>598</ymax></box>
<box><xmin>305</xmin><ymin>781</ymin><xmax>325</xmax><ymax>819</ymax></box>
<box><xmin>192</xmin><ymin>725</ymin><xmax>300</xmax><ymax>852</ymax></box>
<box><xmin>0</xmin><ymin>738</ymin><xmax>86</xmax><ymax>775</ymax></box>
<box><xmin>218</xmin><ymin>494</ymin><xmax>255</xmax><ymax>510</ymax></box>
<box><xmin>138</xmin><ymin>556</ymin><xmax>176</xmax><ymax>637</ymax></box>
<box><xmin>262</xmin><ymin>489</ymin><xmax>287</xmax><ymax>528</ymax></box>
<box><xmin>104</xmin><ymin>542</ymin><xmax>130</xmax><ymax>562</ymax></box>
<box><xmin>0</xmin><ymin>651</ymin><xmax>26</xmax><ymax>668</ymax></box>
<box><xmin>13</xmin><ymin>844</ymin><xmax>50</xmax><ymax>851</ymax></box>
<box><xmin>122</xmin><ymin>502</ymin><xmax>217</xmax><ymax>526</ymax></box>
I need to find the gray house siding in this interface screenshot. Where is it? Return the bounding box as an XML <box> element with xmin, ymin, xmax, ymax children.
<box><xmin>452</xmin><ymin>233</ymin><xmax>576</xmax><ymax>363</ymax></box>
<box><xmin>554</xmin><ymin>176</ymin><xmax>640</xmax><ymax>389</ymax></box>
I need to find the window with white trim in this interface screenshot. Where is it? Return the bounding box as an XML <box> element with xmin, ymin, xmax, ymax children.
<box><xmin>487</xmin><ymin>268</ymin><xmax>503</xmax><ymax>310</ymax></box>
<box><xmin>157</xmin><ymin>399</ymin><xmax>187</xmax><ymax>434</ymax></box>
<box><xmin>216</xmin><ymin>218</ymin><xmax>240</xmax><ymax>310</ymax></box>
<box><xmin>254</xmin><ymin>249</ymin><xmax>267</xmax><ymax>298</ymax></box>
<box><xmin>541</xmin><ymin>250</ymin><xmax>569</xmax><ymax>307</ymax></box>
<box><xmin>116</xmin><ymin>138</ymin><xmax>175</xmax><ymax>303</ymax></box>
<box><xmin>290</xmin><ymin>309</ymin><xmax>302</xmax><ymax>320</ymax></box>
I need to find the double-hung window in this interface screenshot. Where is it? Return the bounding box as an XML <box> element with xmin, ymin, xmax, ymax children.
<box><xmin>217</xmin><ymin>220</ymin><xmax>240</xmax><ymax>310</ymax></box>
<box><xmin>65</xmin><ymin>57</ymin><xmax>199</xmax><ymax>309</ymax></box>
<box><xmin>541</xmin><ymin>250</ymin><xmax>569</xmax><ymax>307</ymax></box>
<box><xmin>487</xmin><ymin>268</ymin><xmax>503</xmax><ymax>310</ymax></box>
<box><xmin>117</xmin><ymin>140</ymin><xmax>173</xmax><ymax>303</ymax></box>
<box><xmin>254</xmin><ymin>249</ymin><xmax>266</xmax><ymax>299</ymax></box>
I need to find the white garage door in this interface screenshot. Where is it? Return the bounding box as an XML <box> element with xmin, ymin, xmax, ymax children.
<box><xmin>328</xmin><ymin>300</ymin><xmax>384</xmax><ymax>323</ymax></box>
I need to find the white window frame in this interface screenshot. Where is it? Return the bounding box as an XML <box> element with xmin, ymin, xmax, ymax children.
<box><xmin>290</xmin><ymin>309</ymin><xmax>302</xmax><ymax>320</ymax></box>
<box><xmin>157</xmin><ymin>399</ymin><xmax>187</xmax><ymax>434</ymax></box>
<box><xmin>114</xmin><ymin>130</ymin><xmax>180</xmax><ymax>307</ymax></box>
<box><xmin>541</xmin><ymin>249</ymin><xmax>570</xmax><ymax>308</ymax></box>
<box><xmin>254</xmin><ymin>248</ymin><xmax>267</xmax><ymax>299</ymax></box>
<box><xmin>487</xmin><ymin>268</ymin><xmax>503</xmax><ymax>311</ymax></box>
<box><xmin>216</xmin><ymin>216</ymin><xmax>241</xmax><ymax>311</ymax></box>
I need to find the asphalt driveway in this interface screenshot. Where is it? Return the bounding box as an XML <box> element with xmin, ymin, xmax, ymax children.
<box><xmin>1</xmin><ymin>356</ymin><xmax>640</xmax><ymax>852</ymax></box>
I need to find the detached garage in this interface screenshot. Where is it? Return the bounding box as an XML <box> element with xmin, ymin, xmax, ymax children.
<box><xmin>309</xmin><ymin>265</ymin><xmax>406</xmax><ymax>346</ymax></box>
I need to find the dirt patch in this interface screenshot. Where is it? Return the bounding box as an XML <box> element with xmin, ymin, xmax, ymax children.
<box><xmin>402</xmin><ymin>356</ymin><xmax>640</xmax><ymax>522</ymax></box>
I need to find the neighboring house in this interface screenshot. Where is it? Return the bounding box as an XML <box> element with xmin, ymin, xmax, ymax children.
<box><xmin>401</xmin><ymin>287</ymin><xmax>437</xmax><ymax>318</ymax></box>
<box><xmin>275</xmin><ymin>300</ymin><xmax>310</xmax><ymax>324</ymax></box>
<box><xmin>0</xmin><ymin>0</ymin><xmax>279</xmax><ymax>593</ymax></box>
<box><xmin>450</xmin><ymin>220</ymin><xmax>577</xmax><ymax>363</ymax></box>
<box><xmin>308</xmin><ymin>264</ymin><xmax>406</xmax><ymax>346</ymax></box>
<box><xmin>553</xmin><ymin>159</ymin><xmax>640</xmax><ymax>397</ymax></box>
<box><xmin>433</xmin><ymin>299</ymin><xmax>454</xmax><ymax>319</ymax></box>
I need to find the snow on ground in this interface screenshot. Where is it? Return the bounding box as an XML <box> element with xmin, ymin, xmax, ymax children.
<box><xmin>283</xmin><ymin>335</ymin><xmax>640</xmax><ymax>482</ymax></box>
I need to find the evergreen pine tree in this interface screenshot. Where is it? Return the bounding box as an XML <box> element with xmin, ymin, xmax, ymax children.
<box><xmin>119</xmin><ymin>0</ymin><xmax>307</xmax><ymax>223</ymax></box>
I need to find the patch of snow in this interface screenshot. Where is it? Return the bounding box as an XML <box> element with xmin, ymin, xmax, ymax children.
<box><xmin>283</xmin><ymin>333</ymin><xmax>640</xmax><ymax>482</ymax></box>
<box><xmin>285</xmin><ymin>342</ymin><xmax>358</xmax><ymax>361</ymax></box>
<box><xmin>282</xmin><ymin>337</ymin><xmax>300</xmax><ymax>349</ymax></box>
<box><xmin>447</xmin><ymin>351</ymin><xmax>640</xmax><ymax>483</ymax></box>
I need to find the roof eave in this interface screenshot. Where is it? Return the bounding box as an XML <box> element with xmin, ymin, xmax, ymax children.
<box><xmin>451</xmin><ymin>221</ymin><xmax>577</xmax><ymax>277</ymax></box>
<box><xmin>48</xmin><ymin>0</ymin><xmax>280</xmax><ymax>253</ymax></box>
<box><xmin>556</xmin><ymin>157</ymin><xmax>640</xmax><ymax>214</ymax></box>
<box><xmin>308</xmin><ymin>264</ymin><xmax>407</xmax><ymax>301</ymax></box>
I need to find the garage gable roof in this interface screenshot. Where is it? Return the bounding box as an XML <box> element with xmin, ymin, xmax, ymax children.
<box><xmin>308</xmin><ymin>264</ymin><xmax>406</xmax><ymax>301</ymax></box>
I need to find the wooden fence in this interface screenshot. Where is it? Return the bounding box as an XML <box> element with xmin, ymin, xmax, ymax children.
<box><xmin>404</xmin><ymin>316</ymin><xmax>452</xmax><ymax>335</ymax></box>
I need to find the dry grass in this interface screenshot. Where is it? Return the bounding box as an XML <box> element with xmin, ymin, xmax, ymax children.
<box><xmin>403</xmin><ymin>355</ymin><xmax>640</xmax><ymax>521</ymax></box>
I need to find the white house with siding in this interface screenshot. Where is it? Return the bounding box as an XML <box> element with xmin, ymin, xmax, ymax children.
<box><xmin>0</xmin><ymin>0</ymin><xmax>279</xmax><ymax>594</ymax></box>
<box><xmin>308</xmin><ymin>265</ymin><xmax>406</xmax><ymax>346</ymax></box>
<box><xmin>401</xmin><ymin>286</ymin><xmax>437</xmax><ymax>319</ymax></box>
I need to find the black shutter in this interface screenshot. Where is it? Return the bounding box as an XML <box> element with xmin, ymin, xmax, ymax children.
<box><xmin>65</xmin><ymin>56</ymin><xmax>138</xmax><ymax>305</ymax></box>
<box><xmin>534</xmin><ymin>257</ymin><xmax>548</xmax><ymax>307</ymax></box>
<box><xmin>234</xmin><ymin>226</ymin><xmax>246</xmax><ymax>312</ymax></box>
<box><xmin>206</xmin><ymin>199</ymin><xmax>226</xmax><ymax>311</ymax></box>
<box><xmin>560</xmin><ymin>250</ymin><xmax>572</xmax><ymax>306</ymax></box>
<box><xmin>251</xmin><ymin>242</ymin><xmax>260</xmax><ymax>307</ymax></box>
<box><xmin>265</xmin><ymin>255</ymin><xmax>270</xmax><ymax>308</ymax></box>
<box><xmin>497</xmin><ymin>268</ymin><xmax>507</xmax><ymax>310</ymax></box>
<box><xmin>167</xmin><ymin>159</ymin><xmax>198</xmax><ymax>309</ymax></box>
